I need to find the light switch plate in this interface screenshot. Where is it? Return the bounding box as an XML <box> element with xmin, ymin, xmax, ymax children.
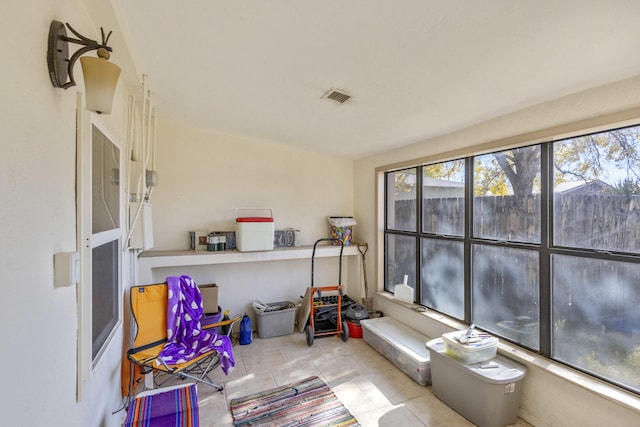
<box><xmin>54</xmin><ymin>252</ymin><xmax>80</xmax><ymax>287</ymax></box>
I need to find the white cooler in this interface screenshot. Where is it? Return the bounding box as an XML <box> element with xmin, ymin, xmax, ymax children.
<box><xmin>235</xmin><ymin>208</ymin><xmax>274</xmax><ymax>252</ymax></box>
<box><xmin>426</xmin><ymin>338</ymin><xmax>527</xmax><ymax>427</ymax></box>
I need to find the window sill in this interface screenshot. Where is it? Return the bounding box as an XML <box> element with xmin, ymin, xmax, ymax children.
<box><xmin>377</xmin><ymin>292</ymin><xmax>640</xmax><ymax>415</ymax></box>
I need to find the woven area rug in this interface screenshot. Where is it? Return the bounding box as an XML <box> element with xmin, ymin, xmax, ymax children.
<box><xmin>124</xmin><ymin>383</ymin><xmax>199</xmax><ymax>427</ymax></box>
<box><xmin>229</xmin><ymin>376</ymin><xmax>359</xmax><ymax>426</ymax></box>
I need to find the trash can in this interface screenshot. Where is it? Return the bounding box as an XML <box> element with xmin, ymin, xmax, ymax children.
<box><xmin>426</xmin><ymin>338</ymin><xmax>527</xmax><ymax>427</ymax></box>
<box><xmin>252</xmin><ymin>301</ymin><xmax>296</xmax><ymax>338</ymax></box>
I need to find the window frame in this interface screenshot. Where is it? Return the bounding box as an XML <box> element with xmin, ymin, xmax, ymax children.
<box><xmin>76</xmin><ymin>100</ymin><xmax>124</xmax><ymax>396</ymax></box>
<box><xmin>382</xmin><ymin>118</ymin><xmax>640</xmax><ymax>395</ymax></box>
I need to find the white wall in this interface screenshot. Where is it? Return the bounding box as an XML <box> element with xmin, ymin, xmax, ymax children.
<box><xmin>355</xmin><ymin>75</ymin><xmax>640</xmax><ymax>427</ymax></box>
<box><xmin>147</xmin><ymin>118</ymin><xmax>356</xmax><ymax>321</ymax></box>
<box><xmin>0</xmin><ymin>1</ymin><xmax>135</xmax><ymax>426</ymax></box>
<box><xmin>152</xmin><ymin>118</ymin><xmax>354</xmax><ymax>251</ymax></box>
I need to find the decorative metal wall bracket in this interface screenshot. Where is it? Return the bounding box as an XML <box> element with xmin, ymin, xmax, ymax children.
<box><xmin>47</xmin><ymin>20</ymin><xmax>114</xmax><ymax>89</ymax></box>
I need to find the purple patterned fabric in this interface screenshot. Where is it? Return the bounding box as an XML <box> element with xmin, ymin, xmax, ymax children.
<box><xmin>124</xmin><ymin>383</ymin><xmax>199</xmax><ymax>427</ymax></box>
<box><xmin>157</xmin><ymin>275</ymin><xmax>234</xmax><ymax>375</ymax></box>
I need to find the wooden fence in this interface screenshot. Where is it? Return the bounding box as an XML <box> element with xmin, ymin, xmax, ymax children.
<box><xmin>389</xmin><ymin>194</ymin><xmax>640</xmax><ymax>329</ymax></box>
<box><xmin>394</xmin><ymin>194</ymin><xmax>640</xmax><ymax>253</ymax></box>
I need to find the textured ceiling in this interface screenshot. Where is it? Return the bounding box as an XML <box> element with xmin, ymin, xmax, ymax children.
<box><xmin>107</xmin><ymin>1</ymin><xmax>640</xmax><ymax>159</ymax></box>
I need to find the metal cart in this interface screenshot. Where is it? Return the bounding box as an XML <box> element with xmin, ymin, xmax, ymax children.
<box><xmin>305</xmin><ymin>238</ymin><xmax>350</xmax><ymax>346</ymax></box>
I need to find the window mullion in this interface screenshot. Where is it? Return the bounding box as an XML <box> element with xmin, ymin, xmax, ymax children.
<box><xmin>539</xmin><ymin>143</ymin><xmax>551</xmax><ymax>356</ymax></box>
<box><xmin>464</xmin><ymin>157</ymin><xmax>473</xmax><ymax>324</ymax></box>
<box><xmin>415</xmin><ymin>167</ymin><xmax>422</xmax><ymax>303</ymax></box>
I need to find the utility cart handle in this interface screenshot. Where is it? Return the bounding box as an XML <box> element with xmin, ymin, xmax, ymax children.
<box><xmin>311</xmin><ymin>238</ymin><xmax>344</xmax><ymax>287</ymax></box>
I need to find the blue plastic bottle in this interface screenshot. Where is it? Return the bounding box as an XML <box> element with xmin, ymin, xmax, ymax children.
<box><xmin>240</xmin><ymin>313</ymin><xmax>252</xmax><ymax>345</ymax></box>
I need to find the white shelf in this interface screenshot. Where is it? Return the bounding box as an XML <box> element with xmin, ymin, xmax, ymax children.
<box><xmin>138</xmin><ymin>245</ymin><xmax>360</xmax><ymax>284</ymax></box>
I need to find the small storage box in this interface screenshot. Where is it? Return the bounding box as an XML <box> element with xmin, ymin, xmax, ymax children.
<box><xmin>361</xmin><ymin>317</ymin><xmax>432</xmax><ymax>386</ymax></box>
<box><xmin>253</xmin><ymin>301</ymin><xmax>296</xmax><ymax>338</ymax></box>
<box><xmin>427</xmin><ymin>338</ymin><xmax>527</xmax><ymax>427</ymax></box>
<box><xmin>236</xmin><ymin>209</ymin><xmax>274</xmax><ymax>252</ymax></box>
<box><xmin>198</xmin><ymin>284</ymin><xmax>219</xmax><ymax>315</ymax></box>
<box><xmin>442</xmin><ymin>330</ymin><xmax>498</xmax><ymax>364</ymax></box>
<box><xmin>201</xmin><ymin>308</ymin><xmax>222</xmax><ymax>333</ymax></box>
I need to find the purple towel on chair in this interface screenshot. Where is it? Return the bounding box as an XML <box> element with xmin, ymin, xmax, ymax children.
<box><xmin>157</xmin><ymin>275</ymin><xmax>234</xmax><ymax>374</ymax></box>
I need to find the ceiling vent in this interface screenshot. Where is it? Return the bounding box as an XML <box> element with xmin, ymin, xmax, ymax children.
<box><xmin>323</xmin><ymin>88</ymin><xmax>351</xmax><ymax>104</ymax></box>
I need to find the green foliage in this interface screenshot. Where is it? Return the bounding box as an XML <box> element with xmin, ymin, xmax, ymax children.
<box><xmin>474</xmin><ymin>155</ymin><xmax>508</xmax><ymax>195</ymax></box>
<box><xmin>394</xmin><ymin>161</ymin><xmax>465</xmax><ymax>197</ymax></box>
<box><xmin>555</xmin><ymin>127</ymin><xmax>640</xmax><ymax>185</ymax></box>
<box><xmin>393</xmin><ymin>169</ymin><xmax>416</xmax><ymax>194</ymax></box>
<box><xmin>401</xmin><ymin>126</ymin><xmax>640</xmax><ymax>199</ymax></box>
<box><xmin>611</xmin><ymin>178</ymin><xmax>640</xmax><ymax>197</ymax></box>
<box><xmin>423</xmin><ymin>159</ymin><xmax>464</xmax><ymax>181</ymax></box>
<box><xmin>472</xmin><ymin>126</ymin><xmax>640</xmax><ymax>196</ymax></box>
<box><xmin>473</xmin><ymin>146</ymin><xmax>540</xmax><ymax>196</ymax></box>
<box><xmin>578</xmin><ymin>333</ymin><xmax>640</xmax><ymax>390</ymax></box>
<box><xmin>627</xmin><ymin>348</ymin><xmax>640</xmax><ymax>371</ymax></box>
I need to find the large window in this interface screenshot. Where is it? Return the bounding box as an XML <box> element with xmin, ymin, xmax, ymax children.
<box><xmin>384</xmin><ymin>124</ymin><xmax>640</xmax><ymax>394</ymax></box>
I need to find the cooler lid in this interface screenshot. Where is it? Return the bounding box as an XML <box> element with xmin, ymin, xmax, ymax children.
<box><xmin>236</xmin><ymin>217</ymin><xmax>274</xmax><ymax>222</ymax></box>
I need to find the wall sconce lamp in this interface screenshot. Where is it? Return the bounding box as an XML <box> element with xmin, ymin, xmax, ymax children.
<box><xmin>47</xmin><ymin>20</ymin><xmax>121</xmax><ymax>114</ymax></box>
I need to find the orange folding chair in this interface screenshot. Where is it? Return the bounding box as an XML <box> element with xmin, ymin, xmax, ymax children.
<box><xmin>125</xmin><ymin>283</ymin><xmax>239</xmax><ymax>395</ymax></box>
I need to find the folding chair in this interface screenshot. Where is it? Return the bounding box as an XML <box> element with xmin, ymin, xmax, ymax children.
<box><xmin>127</xmin><ymin>283</ymin><xmax>240</xmax><ymax>393</ymax></box>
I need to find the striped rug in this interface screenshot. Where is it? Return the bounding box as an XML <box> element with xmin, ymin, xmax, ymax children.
<box><xmin>124</xmin><ymin>383</ymin><xmax>199</xmax><ymax>427</ymax></box>
<box><xmin>229</xmin><ymin>376</ymin><xmax>359</xmax><ymax>426</ymax></box>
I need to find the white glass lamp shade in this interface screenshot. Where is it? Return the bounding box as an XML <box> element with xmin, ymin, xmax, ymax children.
<box><xmin>80</xmin><ymin>56</ymin><xmax>121</xmax><ymax>114</ymax></box>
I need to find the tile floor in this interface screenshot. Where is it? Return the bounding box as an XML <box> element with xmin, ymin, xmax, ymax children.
<box><xmin>190</xmin><ymin>331</ymin><xmax>533</xmax><ymax>426</ymax></box>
